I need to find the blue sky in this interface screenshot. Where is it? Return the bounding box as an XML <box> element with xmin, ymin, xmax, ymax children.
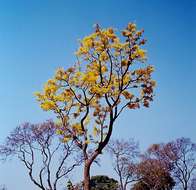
<box><xmin>0</xmin><ymin>0</ymin><xmax>195</xmax><ymax>189</ymax></box>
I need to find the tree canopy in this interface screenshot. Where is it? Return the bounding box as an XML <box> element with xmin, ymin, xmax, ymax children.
<box><xmin>35</xmin><ymin>22</ymin><xmax>155</xmax><ymax>190</ymax></box>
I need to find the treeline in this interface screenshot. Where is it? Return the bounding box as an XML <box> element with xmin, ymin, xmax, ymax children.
<box><xmin>107</xmin><ymin>138</ymin><xmax>196</xmax><ymax>190</ymax></box>
<box><xmin>0</xmin><ymin>120</ymin><xmax>195</xmax><ymax>190</ymax></box>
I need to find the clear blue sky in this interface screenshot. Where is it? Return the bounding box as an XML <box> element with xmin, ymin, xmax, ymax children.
<box><xmin>0</xmin><ymin>0</ymin><xmax>195</xmax><ymax>189</ymax></box>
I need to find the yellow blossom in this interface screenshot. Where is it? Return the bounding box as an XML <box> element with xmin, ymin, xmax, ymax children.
<box><xmin>121</xmin><ymin>60</ymin><xmax>129</xmax><ymax>66</ymax></box>
<box><xmin>84</xmin><ymin>115</ymin><xmax>90</xmax><ymax>126</ymax></box>
<box><xmin>56</xmin><ymin>129</ymin><xmax>63</xmax><ymax>135</ymax></box>
<box><xmin>123</xmin><ymin>73</ymin><xmax>131</xmax><ymax>85</ymax></box>
<box><xmin>40</xmin><ymin>100</ymin><xmax>56</xmax><ymax>111</ymax></box>
<box><xmin>85</xmin><ymin>139</ymin><xmax>90</xmax><ymax>144</ymax></box>
<box><xmin>93</xmin><ymin>126</ymin><xmax>99</xmax><ymax>137</ymax></box>
<box><xmin>83</xmin><ymin>71</ymin><xmax>98</xmax><ymax>84</ymax></box>
<box><xmin>34</xmin><ymin>92</ymin><xmax>45</xmax><ymax>101</ymax></box>
<box><xmin>136</xmin><ymin>49</ymin><xmax>146</xmax><ymax>59</ymax></box>
<box><xmin>99</xmin><ymin>51</ymin><xmax>109</xmax><ymax>61</ymax></box>
<box><xmin>122</xmin><ymin>91</ymin><xmax>134</xmax><ymax>99</ymax></box>
<box><xmin>127</xmin><ymin>23</ymin><xmax>136</xmax><ymax>32</ymax></box>
<box><xmin>55</xmin><ymin>68</ymin><xmax>68</xmax><ymax>80</ymax></box>
<box><xmin>62</xmin><ymin>135</ymin><xmax>72</xmax><ymax>143</ymax></box>
<box><xmin>72</xmin><ymin>123</ymin><xmax>83</xmax><ymax>135</ymax></box>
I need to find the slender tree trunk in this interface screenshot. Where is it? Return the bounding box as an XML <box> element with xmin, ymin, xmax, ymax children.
<box><xmin>119</xmin><ymin>178</ymin><xmax>124</xmax><ymax>190</ymax></box>
<box><xmin>182</xmin><ymin>180</ymin><xmax>188</xmax><ymax>190</ymax></box>
<box><xmin>83</xmin><ymin>161</ymin><xmax>91</xmax><ymax>190</ymax></box>
<box><xmin>82</xmin><ymin>118</ymin><xmax>114</xmax><ymax>190</ymax></box>
<box><xmin>123</xmin><ymin>183</ymin><xmax>127</xmax><ymax>190</ymax></box>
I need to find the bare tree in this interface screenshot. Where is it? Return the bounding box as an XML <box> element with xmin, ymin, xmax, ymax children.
<box><xmin>0</xmin><ymin>120</ymin><xmax>81</xmax><ymax>190</ymax></box>
<box><xmin>147</xmin><ymin>138</ymin><xmax>196</xmax><ymax>190</ymax></box>
<box><xmin>107</xmin><ymin>139</ymin><xmax>140</xmax><ymax>190</ymax></box>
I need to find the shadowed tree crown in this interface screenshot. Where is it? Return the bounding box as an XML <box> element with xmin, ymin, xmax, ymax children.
<box><xmin>90</xmin><ymin>175</ymin><xmax>118</xmax><ymax>190</ymax></box>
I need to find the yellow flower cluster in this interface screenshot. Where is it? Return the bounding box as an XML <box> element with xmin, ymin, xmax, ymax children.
<box><xmin>84</xmin><ymin>115</ymin><xmax>90</xmax><ymax>126</ymax></box>
<box><xmin>35</xmin><ymin>74</ymin><xmax>74</xmax><ymax>112</ymax></box>
<box><xmin>55</xmin><ymin>68</ymin><xmax>68</xmax><ymax>80</ymax></box>
<box><xmin>83</xmin><ymin>71</ymin><xmax>99</xmax><ymax>84</ymax></box>
<box><xmin>40</xmin><ymin>100</ymin><xmax>56</xmax><ymax>111</ymax></box>
<box><xmin>93</xmin><ymin>125</ymin><xmax>100</xmax><ymax>137</ymax></box>
<box><xmin>90</xmin><ymin>84</ymin><xmax>111</xmax><ymax>96</ymax></box>
<box><xmin>131</xmin><ymin>45</ymin><xmax>146</xmax><ymax>60</ymax></box>
<box><xmin>99</xmin><ymin>51</ymin><xmax>109</xmax><ymax>61</ymax></box>
<box><xmin>75</xmin><ymin>27</ymin><xmax>119</xmax><ymax>57</ymax></box>
<box><xmin>122</xmin><ymin>73</ymin><xmax>131</xmax><ymax>85</ymax></box>
<box><xmin>135</xmin><ymin>65</ymin><xmax>154</xmax><ymax>76</ymax></box>
<box><xmin>122</xmin><ymin>91</ymin><xmax>134</xmax><ymax>99</ymax></box>
<box><xmin>62</xmin><ymin>135</ymin><xmax>72</xmax><ymax>143</ymax></box>
<box><xmin>72</xmin><ymin>123</ymin><xmax>83</xmax><ymax>135</ymax></box>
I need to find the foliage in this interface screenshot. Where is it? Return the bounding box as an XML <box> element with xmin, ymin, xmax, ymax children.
<box><xmin>72</xmin><ymin>175</ymin><xmax>118</xmax><ymax>190</ymax></box>
<box><xmin>67</xmin><ymin>180</ymin><xmax>74</xmax><ymax>190</ymax></box>
<box><xmin>90</xmin><ymin>175</ymin><xmax>119</xmax><ymax>190</ymax></box>
<box><xmin>131</xmin><ymin>181</ymin><xmax>149</xmax><ymax>190</ymax></box>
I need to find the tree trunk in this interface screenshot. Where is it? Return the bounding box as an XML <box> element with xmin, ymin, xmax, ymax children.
<box><xmin>83</xmin><ymin>161</ymin><xmax>91</xmax><ymax>190</ymax></box>
<box><xmin>119</xmin><ymin>178</ymin><xmax>124</xmax><ymax>190</ymax></box>
<box><xmin>183</xmin><ymin>180</ymin><xmax>188</xmax><ymax>190</ymax></box>
<box><xmin>82</xmin><ymin>118</ymin><xmax>114</xmax><ymax>190</ymax></box>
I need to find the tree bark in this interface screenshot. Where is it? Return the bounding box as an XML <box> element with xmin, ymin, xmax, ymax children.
<box><xmin>184</xmin><ymin>183</ymin><xmax>187</xmax><ymax>190</ymax></box>
<box><xmin>83</xmin><ymin>161</ymin><xmax>91</xmax><ymax>190</ymax></box>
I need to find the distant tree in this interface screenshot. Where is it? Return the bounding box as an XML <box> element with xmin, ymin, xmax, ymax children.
<box><xmin>147</xmin><ymin>138</ymin><xmax>196</xmax><ymax>190</ymax></box>
<box><xmin>67</xmin><ymin>180</ymin><xmax>74</xmax><ymax>190</ymax></box>
<box><xmin>107</xmin><ymin>139</ymin><xmax>140</xmax><ymax>190</ymax></box>
<box><xmin>146</xmin><ymin>143</ymin><xmax>173</xmax><ymax>172</ymax></box>
<box><xmin>0</xmin><ymin>121</ymin><xmax>81</xmax><ymax>190</ymax></box>
<box><xmin>35</xmin><ymin>22</ymin><xmax>156</xmax><ymax>190</ymax></box>
<box><xmin>90</xmin><ymin>175</ymin><xmax>118</xmax><ymax>190</ymax></box>
<box><xmin>72</xmin><ymin>175</ymin><xmax>118</xmax><ymax>190</ymax></box>
<box><xmin>135</xmin><ymin>158</ymin><xmax>175</xmax><ymax>190</ymax></box>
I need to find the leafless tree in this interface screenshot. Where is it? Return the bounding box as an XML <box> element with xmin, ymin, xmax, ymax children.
<box><xmin>107</xmin><ymin>139</ymin><xmax>140</xmax><ymax>190</ymax></box>
<box><xmin>0</xmin><ymin>120</ymin><xmax>81</xmax><ymax>190</ymax></box>
<box><xmin>147</xmin><ymin>137</ymin><xmax>196</xmax><ymax>190</ymax></box>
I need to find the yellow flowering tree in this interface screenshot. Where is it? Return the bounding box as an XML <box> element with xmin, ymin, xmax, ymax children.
<box><xmin>35</xmin><ymin>23</ymin><xmax>155</xmax><ymax>190</ymax></box>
